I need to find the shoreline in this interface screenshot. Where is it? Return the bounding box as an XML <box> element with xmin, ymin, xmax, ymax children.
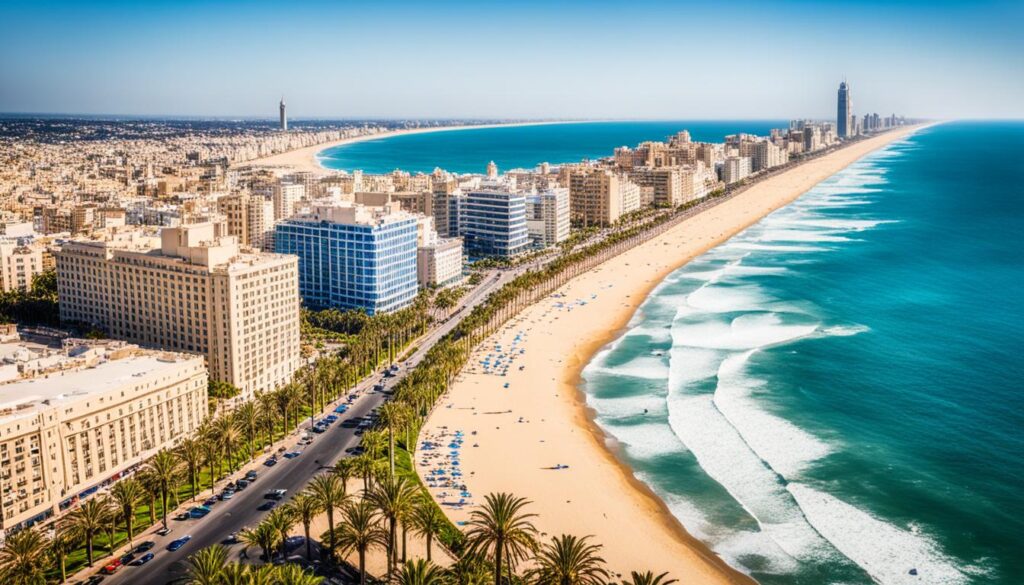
<box><xmin>416</xmin><ymin>125</ymin><xmax>926</xmax><ymax>582</ymax></box>
<box><xmin>234</xmin><ymin>120</ymin><xmax>597</xmax><ymax>174</ymax></box>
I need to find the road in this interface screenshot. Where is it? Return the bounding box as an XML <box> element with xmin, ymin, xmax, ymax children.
<box><xmin>95</xmin><ymin>271</ymin><xmax>507</xmax><ymax>585</ymax></box>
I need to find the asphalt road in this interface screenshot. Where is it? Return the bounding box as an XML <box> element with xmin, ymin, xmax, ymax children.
<box><xmin>95</xmin><ymin>271</ymin><xmax>507</xmax><ymax>585</ymax></box>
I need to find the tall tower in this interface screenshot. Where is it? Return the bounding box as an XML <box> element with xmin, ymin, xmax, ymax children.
<box><xmin>279</xmin><ymin>97</ymin><xmax>287</xmax><ymax>132</ymax></box>
<box><xmin>837</xmin><ymin>81</ymin><xmax>851</xmax><ymax>139</ymax></box>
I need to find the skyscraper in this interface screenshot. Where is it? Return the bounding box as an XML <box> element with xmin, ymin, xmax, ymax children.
<box><xmin>837</xmin><ymin>81</ymin><xmax>851</xmax><ymax>138</ymax></box>
<box><xmin>279</xmin><ymin>97</ymin><xmax>287</xmax><ymax>131</ymax></box>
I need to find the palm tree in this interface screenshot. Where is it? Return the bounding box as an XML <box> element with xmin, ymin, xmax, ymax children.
<box><xmin>286</xmin><ymin>492</ymin><xmax>323</xmax><ymax>559</ymax></box>
<box><xmin>378</xmin><ymin>402</ymin><xmax>408</xmax><ymax>477</ymax></box>
<box><xmin>239</xmin><ymin>523</ymin><xmax>279</xmax><ymax>562</ymax></box>
<box><xmin>526</xmin><ymin>534</ymin><xmax>610</xmax><ymax>585</ymax></box>
<box><xmin>620</xmin><ymin>572</ymin><xmax>678</xmax><ymax>585</ymax></box>
<box><xmin>47</xmin><ymin>527</ymin><xmax>80</xmax><ymax>584</ymax></box>
<box><xmin>409</xmin><ymin>498</ymin><xmax>446</xmax><ymax>562</ymax></box>
<box><xmin>201</xmin><ymin>439</ymin><xmax>222</xmax><ymax>495</ymax></box>
<box><xmin>110</xmin><ymin>477</ymin><xmax>145</xmax><ymax>549</ymax></box>
<box><xmin>182</xmin><ymin>544</ymin><xmax>228</xmax><ymax>585</ymax></box>
<box><xmin>176</xmin><ymin>437</ymin><xmax>206</xmax><ymax>501</ymax></box>
<box><xmin>137</xmin><ymin>467</ymin><xmax>162</xmax><ymax>527</ymax></box>
<box><xmin>332</xmin><ymin>501</ymin><xmax>388</xmax><ymax>585</ymax></box>
<box><xmin>220</xmin><ymin>562</ymin><xmax>252</xmax><ymax>585</ymax></box>
<box><xmin>264</xmin><ymin>507</ymin><xmax>297</xmax><ymax>559</ymax></box>
<box><xmin>464</xmin><ymin>493</ymin><xmax>538</xmax><ymax>585</ymax></box>
<box><xmin>307</xmin><ymin>473</ymin><xmax>346</xmax><ymax>554</ymax></box>
<box><xmin>145</xmin><ymin>449</ymin><xmax>182</xmax><ymax>529</ymax></box>
<box><xmin>447</xmin><ymin>555</ymin><xmax>491</xmax><ymax>585</ymax></box>
<box><xmin>366</xmin><ymin>475</ymin><xmax>417</xmax><ymax>578</ymax></box>
<box><xmin>234</xmin><ymin>401</ymin><xmax>261</xmax><ymax>458</ymax></box>
<box><xmin>61</xmin><ymin>497</ymin><xmax>113</xmax><ymax>566</ymax></box>
<box><xmin>0</xmin><ymin>527</ymin><xmax>48</xmax><ymax>585</ymax></box>
<box><xmin>274</xmin><ymin>564</ymin><xmax>324</xmax><ymax>585</ymax></box>
<box><xmin>399</xmin><ymin>559</ymin><xmax>447</xmax><ymax>585</ymax></box>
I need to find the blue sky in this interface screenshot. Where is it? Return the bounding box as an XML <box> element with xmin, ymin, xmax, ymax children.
<box><xmin>1</xmin><ymin>0</ymin><xmax>1021</xmax><ymax>119</ymax></box>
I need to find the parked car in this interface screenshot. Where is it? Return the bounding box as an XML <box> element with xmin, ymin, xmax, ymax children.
<box><xmin>155</xmin><ymin>527</ymin><xmax>171</xmax><ymax>536</ymax></box>
<box><xmin>84</xmin><ymin>576</ymin><xmax>105</xmax><ymax>585</ymax></box>
<box><xmin>129</xmin><ymin>552</ymin><xmax>155</xmax><ymax>566</ymax></box>
<box><xmin>311</xmin><ymin>426</ymin><xmax>325</xmax><ymax>434</ymax></box>
<box><xmin>334</xmin><ymin>404</ymin><xmax>349</xmax><ymax>414</ymax></box>
<box><xmin>264</xmin><ymin>457</ymin><xmax>278</xmax><ymax>467</ymax></box>
<box><xmin>133</xmin><ymin>541</ymin><xmax>156</xmax><ymax>554</ymax></box>
<box><xmin>203</xmin><ymin>497</ymin><xmax>218</xmax><ymax>507</ymax></box>
<box><xmin>235</xmin><ymin>479</ymin><xmax>250</xmax><ymax>490</ymax></box>
<box><xmin>283</xmin><ymin>451</ymin><xmax>301</xmax><ymax>459</ymax></box>
<box><xmin>245</xmin><ymin>470</ymin><xmax>258</xmax><ymax>481</ymax></box>
<box><xmin>167</xmin><ymin>535</ymin><xmax>192</xmax><ymax>551</ymax></box>
<box><xmin>119</xmin><ymin>553</ymin><xmax>135</xmax><ymax>564</ymax></box>
<box><xmin>99</xmin><ymin>558</ymin><xmax>122</xmax><ymax>574</ymax></box>
<box><xmin>220</xmin><ymin>489</ymin><xmax>235</xmax><ymax>501</ymax></box>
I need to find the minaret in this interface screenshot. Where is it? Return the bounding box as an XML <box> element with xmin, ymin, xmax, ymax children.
<box><xmin>279</xmin><ymin>97</ymin><xmax>287</xmax><ymax>131</ymax></box>
<box><xmin>486</xmin><ymin>160</ymin><xmax>498</xmax><ymax>178</ymax></box>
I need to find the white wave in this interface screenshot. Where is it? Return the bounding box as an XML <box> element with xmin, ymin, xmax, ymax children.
<box><xmin>603</xmin><ymin>422</ymin><xmax>688</xmax><ymax>459</ymax></box>
<box><xmin>789</xmin><ymin>483</ymin><xmax>970</xmax><ymax>585</ymax></box>
<box><xmin>586</xmin><ymin>394</ymin><xmax>668</xmax><ymax>419</ymax></box>
<box><xmin>685</xmin><ymin>284</ymin><xmax>769</xmax><ymax>313</ymax></box>
<box><xmin>822</xmin><ymin>324</ymin><xmax>870</xmax><ymax>337</ymax></box>
<box><xmin>726</xmin><ymin>242</ymin><xmax>830</xmax><ymax>253</ymax></box>
<box><xmin>622</xmin><ymin>325</ymin><xmax>672</xmax><ymax>343</ymax></box>
<box><xmin>777</xmin><ymin>219</ymin><xmax>897</xmax><ymax>231</ymax></box>
<box><xmin>680</xmin><ymin>264</ymin><xmax>789</xmax><ymax>282</ymax></box>
<box><xmin>664</xmin><ymin>390</ymin><xmax>834</xmax><ymax>561</ymax></box>
<box><xmin>755</xmin><ymin>229</ymin><xmax>853</xmax><ymax>243</ymax></box>
<box><xmin>713</xmin><ymin>352</ymin><xmax>832</xmax><ymax>477</ymax></box>
<box><xmin>672</xmin><ymin>313</ymin><xmax>818</xmax><ymax>351</ymax></box>
<box><xmin>590</xmin><ymin>355</ymin><xmax>668</xmax><ymax>380</ymax></box>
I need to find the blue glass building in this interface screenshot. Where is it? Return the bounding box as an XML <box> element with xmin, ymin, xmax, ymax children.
<box><xmin>462</xmin><ymin>190</ymin><xmax>529</xmax><ymax>258</ymax></box>
<box><xmin>275</xmin><ymin>205</ymin><xmax>419</xmax><ymax>314</ymax></box>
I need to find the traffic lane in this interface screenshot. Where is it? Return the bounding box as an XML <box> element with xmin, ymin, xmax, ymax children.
<box><xmin>101</xmin><ymin>393</ymin><xmax>384</xmax><ymax>585</ymax></box>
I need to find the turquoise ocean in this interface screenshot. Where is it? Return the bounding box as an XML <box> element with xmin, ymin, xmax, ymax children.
<box><xmin>323</xmin><ymin>121</ymin><xmax>1023</xmax><ymax>584</ymax></box>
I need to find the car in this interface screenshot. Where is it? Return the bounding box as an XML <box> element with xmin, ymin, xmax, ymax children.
<box><xmin>134</xmin><ymin>541</ymin><xmax>156</xmax><ymax>554</ymax></box>
<box><xmin>225</xmin><ymin>481</ymin><xmax>237</xmax><ymax>490</ymax></box>
<box><xmin>203</xmin><ymin>497</ymin><xmax>218</xmax><ymax>507</ymax></box>
<box><xmin>348</xmin><ymin>393</ymin><xmax>358</xmax><ymax>401</ymax></box>
<box><xmin>258</xmin><ymin>500</ymin><xmax>277</xmax><ymax>511</ymax></box>
<box><xmin>155</xmin><ymin>527</ymin><xmax>171</xmax><ymax>536</ymax></box>
<box><xmin>119</xmin><ymin>552</ymin><xmax>135</xmax><ymax>564</ymax></box>
<box><xmin>283</xmin><ymin>451</ymin><xmax>301</xmax><ymax>459</ymax></box>
<box><xmin>225</xmin><ymin>532</ymin><xmax>239</xmax><ymax>544</ymax></box>
<box><xmin>188</xmin><ymin>506</ymin><xmax>211</xmax><ymax>519</ymax></box>
<box><xmin>100</xmin><ymin>558</ymin><xmax>122</xmax><ymax>574</ymax></box>
<box><xmin>129</xmin><ymin>552</ymin><xmax>155</xmax><ymax>566</ymax></box>
<box><xmin>372</xmin><ymin>383</ymin><xmax>385</xmax><ymax>391</ymax></box>
<box><xmin>265</xmin><ymin>488</ymin><xmax>287</xmax><ymax>500</ymax></box>
<box><xmin>324</xmin><ymin>415</ymin><xmax>338</xmax><ymax>423</ymax></box>
<box><xmin>311</xmin><ymin>425</ymin><xmax>325</xmax><ymax>434</ymax></box>
<box><xmin>84</xmin><ymin>576</ymin><xmax>105</xmax><ymax>585</ymax></box>
<box><xmin>264</xmin><ymin>457</ymin><xmax>278</xmax><ymax>467</ymax></box>
<box><xmin>334</xmin><ymin>404</ymin><xmax>349</xmax><ymax>414</ymax></box>
<box><xmin>235</xmin><ymin>479</ymin><xmax>250</xmax><ymax>490</ymax></box>
<box><xmin>175</xmin><ymin>512</ymin><xmax>190</xmax><ymax>521</ymax></box>
<box><xmin>245</xmin><ymin>470</ymin><xmax>258</xmax><ymax>481</ymax></box>
<box><xmin>220</xmin><ymin>489</ymin><xmax>235</xmax><ymax>500</ymax></box>
<box><xmin>167</xmin><ymin>535</ymin><xmax>192</xmax><ymax>551</ymax></box>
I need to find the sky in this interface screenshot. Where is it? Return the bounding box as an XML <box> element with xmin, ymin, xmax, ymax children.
<box><xmin>1</xmin><ymin>0</ymin><xmax>1021</xmax><ymax>120</ymax></box>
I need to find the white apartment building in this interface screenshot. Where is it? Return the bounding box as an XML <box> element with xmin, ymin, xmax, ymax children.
<box><xmin>273</xmin><ymin>182</ymin><xmax>305</xmax><ymax>221</ymax></box>
<box><xmin>721</xmin><ymin>156</ymin><xmax>753</xmax><ymax>184</ymax></box>
<box><xmin>0</xmin><ymin>338</ymin><xmax>207</xmax><ymax>534</ymax></box>
<box><xmin>525</xmin><ymin>187</ymin><xmax>570</xmax><ymax>247</ymax></box>
<box><xmin>416</xmin><ymin>216</ymin><xmax>463</xmax><ymax>288</ymax></box>
<box><xmin>55</xmin><ymin>223</ymin><xmax>301</xmax><ymax>397</ymax></box>
<box><xmin>0</xmin><ymin>240</ymin><xmax>47</xmax><ymax>293</ymax></box>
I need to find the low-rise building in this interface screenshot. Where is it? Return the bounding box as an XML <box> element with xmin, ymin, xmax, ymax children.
<box><xmin>0</xmin><ymin>337</ymin><xmax>207</xmax><ymax>535</ymax></box>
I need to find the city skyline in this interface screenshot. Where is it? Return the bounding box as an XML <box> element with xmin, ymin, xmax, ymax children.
<box><xmin>1</xmin><ymin>0</ymin><xmax>1022</xmax><ymax>120</ymax></box>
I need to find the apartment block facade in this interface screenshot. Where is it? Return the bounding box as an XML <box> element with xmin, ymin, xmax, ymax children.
<box><xmin>462</xmin><ymin>189</ymin><xmax>530</xmax><ymax>258</ymax></box>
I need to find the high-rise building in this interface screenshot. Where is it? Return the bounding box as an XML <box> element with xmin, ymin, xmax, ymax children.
<box><xmin>0</xmin><ymin>338</ymin><xmax>207</xmax><ymax>533</ymax></box>
<box><xmin>273</xmin><ymin>182</ymin><xmax>305</xmax><ymax>221</ymax></box>
<box><xmin>218</xmin><ymin>192</ymin><xmax>275</xmax><ymax>251</ymax></box>
<box><xmin>566</xmin><ymin>168</ymin><xmax>641</xmax><ymax>227</ymax></box>
<box><xmin>721</xmin><ymin>156</ymin><xmax>752</xmax><ymax>184</ymax></box>
<box><xmin>275</xmin><ymin>202</ymin><xmax>419</xmax><ymax>314</ymax></box>
<box><xmin>525</xmin><ymin>187</ymin><xmax>570</xmax><ymax>247</ymax></box>
<box><xmin>55</xmin><ymin>223</ymin><xmax>301</xmax><ymax>397</ymax></box>
<box><xmin>837</xmin><ymin>81</ymin><xmax>852</xmax><ymax>139</ymax></box>
<box><xmin>462</xmin><ymin>188</ymin><xmax>530</xmax><ymax>258</ymax></box>
<box><xmin>279</xmin><ymin>97</ymin><xmax>287</xmax><ymax>131</ymax></box>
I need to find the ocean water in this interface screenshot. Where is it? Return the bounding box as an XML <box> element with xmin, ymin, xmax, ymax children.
<box><xmin>581</xmin><ymin>122</ymin><xmax>1024</xmax><ymax>584</ymax></box>
<box><xmin>317</xmin><ymin>120</ymin><xmax>785</xmax><ymax>174</ymax></box>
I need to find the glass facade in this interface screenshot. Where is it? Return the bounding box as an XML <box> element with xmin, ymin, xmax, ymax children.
<box><xmin>463</xmin><ymin>190</ymin><xmax>529</xmax><ymax>258</ymax></box>
<box><xmin>275</xmin><ymin>216</ymin><xmax>418</xmax><ymax>314</ymax></box>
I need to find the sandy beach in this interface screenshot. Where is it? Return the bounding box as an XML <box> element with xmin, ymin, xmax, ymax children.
<box><xmin>415</xmin><ymin>126</ymin><xmax>924</xmax><ymax>583</ymax></box>
<box><xmin>236</xmin><ymin>121</ymin><xmax>586</xmax><ymax>174</ymax></box>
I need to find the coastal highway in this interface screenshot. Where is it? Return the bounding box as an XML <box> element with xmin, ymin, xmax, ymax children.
<box><xmin>95</xmin><ymin>271</ymin><xmax>508</xmax><ymax>585</ymax></box>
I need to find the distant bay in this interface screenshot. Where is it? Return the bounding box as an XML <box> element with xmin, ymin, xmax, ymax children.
<box><xmin>316</xmin><ymin>120</ymin><xmax>786</xmax><ymax>174</ymax></box>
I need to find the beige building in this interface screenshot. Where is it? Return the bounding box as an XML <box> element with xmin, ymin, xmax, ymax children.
<box><xmin>0</xmin><ymin>338</ymin><xmax>206</xmax><ymax>535</ymax></box>
<box><xmin>219</xmin><ymin>192</ymin><xmax>276</xmax><ymax>251</ymax></box>
<box><xmin>567</xmin><ymin>168</ymin><xmax>641</xmax><ymax>227</ymax></box>
<box><xmin>526</xmin><ymin>187</ymin><xmax>570</xmax><ymax>247</ymax></box>
<box><xmin>273</xmin><ymin>182</ymin><xmax>305</xmax><ymax>221</ymax></box>
<box><xmin>0</xmin><ymin>240</ymin><xmax>47</xmax><ymax>293</ymax></box>
<box><xmin>721</xmin><ymin>156</ymin><xmax>753</xmax><ymax>184</ymax></box>
<box><xmin>55</xmin><ymin>223</ymin><xmax>301</xmax><ymax>397</ymax></box>
<box><xmin>415</xmin><ymin>217</ymin><xmax>463</xmax><ymax>288</ymax></box>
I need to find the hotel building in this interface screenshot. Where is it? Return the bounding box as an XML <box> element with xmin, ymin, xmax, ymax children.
<box><xmin>55</xmin><ymin>223</ymin><xmax>301</xmax><ymax>397</ymax></box>
<box><xmin>416</xmin><ymin>217</ymin><xmax>463</xmax><ymax>288</ymax></box>
<box><xmin>462</xmin><ymin>188</ymin><xmax>530</xmax><ymax>258</ymax></box>
<box><xmin>525</xmin><ymin>188</ymin><xmax>570</xmax><ymax>247</ymax></box>
<box><xmin>566</xmin><ymin>168</ymin><xmax>641</xmax><ymax>227</ymax></box>
<box><xmin>275</xmin><ymin>201</ymin><xmax>419</xmax><ymax>314</ymax></box>
<box><xmin>0</xmin><ymin>337</ymin><xmax>207</xmax><ymax>535</ymax></box>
